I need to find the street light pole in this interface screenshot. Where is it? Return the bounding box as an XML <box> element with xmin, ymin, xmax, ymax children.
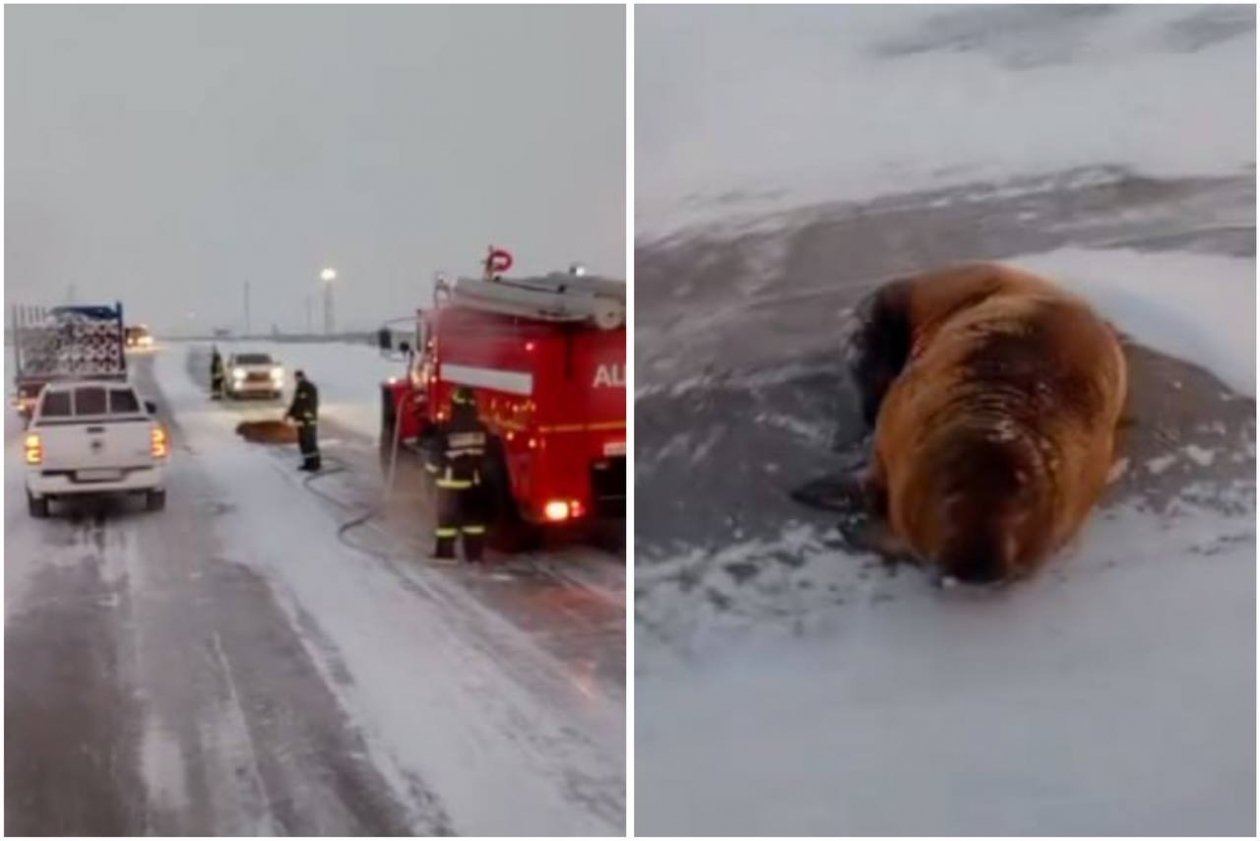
<box><xmin>320</xmin><ymin>268</ymin><xmax>336</xmax><ymax>335</ymax></box>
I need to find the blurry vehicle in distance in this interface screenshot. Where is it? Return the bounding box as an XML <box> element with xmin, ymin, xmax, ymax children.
<box><xmin>224</xmin><ymin>352</ymin><xmax>285</xmax><ymax>400</ymax></box>
<box><xmin>124</xmin><ymin>324</ymin><xmax>155</xmax><ymax>351</ymax></box>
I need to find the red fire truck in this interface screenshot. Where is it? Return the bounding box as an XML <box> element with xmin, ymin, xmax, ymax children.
<box><xmin>379</xmin><ymin>251</ymin><xmax>626</xmax><ymax>547</ymax></box>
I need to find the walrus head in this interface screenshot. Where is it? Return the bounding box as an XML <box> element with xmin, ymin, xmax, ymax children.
<box><xmin>916</xmin><ymin>429</ymin><xmax>1054</xmax><ymax>585</ymax></box>
<box><xmin>847</xmin><ymin>279</ymin><xmax>914</xmax><ymax>427</ymax></box>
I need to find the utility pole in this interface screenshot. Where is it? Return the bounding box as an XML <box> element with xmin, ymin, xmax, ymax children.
<box><xmin>323</xmin><ymin>281</ymin><xmax>334</xmax><ymax>335</ymax></box>
<box><xmin>244</xmin><ymin>281</ymin><xmax>252</xmax><ymax>337</ymax></box>
<box><xmin>320</xmin><ymin>268</ymin><xmax>336</xmax><ymax>335</ymax></box>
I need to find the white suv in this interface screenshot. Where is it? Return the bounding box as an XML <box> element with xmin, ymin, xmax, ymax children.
<box><xmin>25</xmin><ymin>381</ymin><xmax>169</xmax><ymax>517</ymax></box>
<box><xmin>225</xmin><ymin>352</ymin><xmax>285</xmax><ymax>399</ymax></box>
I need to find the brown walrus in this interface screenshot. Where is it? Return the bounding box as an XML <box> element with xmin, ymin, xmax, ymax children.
<box><xmin>842</xmin><ymin>263</ymin><xmax>1127</xmax><ymax>584</ymax></box>
<box><xmin>235</xmin><ymin>418</ymin><xmax>299</xmax><ymax>445</ymax></box>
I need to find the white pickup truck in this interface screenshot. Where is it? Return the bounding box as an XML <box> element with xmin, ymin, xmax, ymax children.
<box><xmin>24</xmin><ymin>380</ymin><xmax>169</xmax><ymax>518</ymax></box>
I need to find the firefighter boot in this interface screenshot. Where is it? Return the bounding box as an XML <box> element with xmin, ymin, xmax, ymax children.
<box><xmin>462</xmin><ymin>524</ymin><xmax>486</xmax><ymax>563</ymax></box>
<box><xmin>432</xmin><ymin>527</ymin><xmax>458</xmax><ymax>561</ymax></box>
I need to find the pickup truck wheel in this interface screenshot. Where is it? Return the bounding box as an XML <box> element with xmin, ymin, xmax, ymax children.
<box><xmin>27</xmin><ymin>492</ymin><xmax>49</xmax><ymax>519</ymax></box>
<box><xmin>145</xmin><ymin>489</ymin><xmax>167</xmax><ymax>512</ymax></box>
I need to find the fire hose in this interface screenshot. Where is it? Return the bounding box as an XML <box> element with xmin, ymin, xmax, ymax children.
<box><xmin>300</xmin><ymin>390</ymin><xmax>407</xmax><ymax>556</ymax></box>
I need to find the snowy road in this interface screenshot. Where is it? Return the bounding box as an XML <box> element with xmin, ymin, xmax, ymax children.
<box><xmin>5</xmin><ymin>348</ymin><xmax>624</xmax><ymax>835</ymax></box>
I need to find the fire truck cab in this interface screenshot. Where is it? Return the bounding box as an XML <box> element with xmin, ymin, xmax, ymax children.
<box><xmin>380</xmin><ymin>258</ymin><xmax>626</xmax><ymax>546</ymax></box>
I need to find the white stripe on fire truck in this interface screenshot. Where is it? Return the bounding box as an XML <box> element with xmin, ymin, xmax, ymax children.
<box><xmin>439</xmin><ymin>364</ymin><xmax>534</xmax><ymax>396</ymax></box>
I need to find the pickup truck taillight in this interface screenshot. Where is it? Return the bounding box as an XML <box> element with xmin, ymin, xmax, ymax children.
<box><xmin>24</xmin><ymin>433</ymin><xmax>42</xmax><ymax>465</ymax></box>
<box><xmin>151</xmin><ymin>425</ymin><xmax>169</xmax><ymax>458</ymax></box>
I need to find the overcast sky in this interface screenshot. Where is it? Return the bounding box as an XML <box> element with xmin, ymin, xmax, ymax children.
<box><xmin>6</xmin><ymin>5</ymin><xmax>625</xmax><ymax>333</ymax></box>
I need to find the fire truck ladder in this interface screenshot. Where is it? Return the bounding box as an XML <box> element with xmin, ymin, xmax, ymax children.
<box><xmin>447</xmin><ymin>272</ymin><xmax>626</xmax><ymax>330</ymax></box>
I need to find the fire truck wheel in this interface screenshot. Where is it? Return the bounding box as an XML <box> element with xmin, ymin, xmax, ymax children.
<box><xmin>488</xmin><ymin>517</ymin><xmax>544</xmax><ymax>554</ymax></box>
<box><xmin>481</xmin><ymin>440</ymin><xmax>543</xmax><ymax>553</ymax></box>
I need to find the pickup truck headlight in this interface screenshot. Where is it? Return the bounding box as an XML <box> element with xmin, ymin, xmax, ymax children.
<box><xmin>232</xmin><ymin>368</ymin><xmax>246</xmax><ymax>381</ymax></box>
<box><xmin>270</xmin><ymin>366</ymin><xmax>284</xmax><ymax>382</ymax></box>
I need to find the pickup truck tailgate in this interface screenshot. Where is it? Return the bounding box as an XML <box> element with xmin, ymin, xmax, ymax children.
<box><xmin>36</xmin><ymin>417</ymin><xmax>156</xmax><ymax>476</ymax></box>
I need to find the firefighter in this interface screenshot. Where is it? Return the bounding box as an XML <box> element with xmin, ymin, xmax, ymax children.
<box><xmin>286</xmin><ymin>369</ymin><xmax>321</xmax><ymax>471</ymax></box>
<box><xmin>427</xmin><ymin>386</ymin><xmax>489</xmax><ymax>562</ymax></box>
<box><xmin>209</xmin><ymin>346</ymin><xmax>225</xmax><ymax>399</ymax></box>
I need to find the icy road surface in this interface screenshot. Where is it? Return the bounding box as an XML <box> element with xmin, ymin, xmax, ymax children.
<box><xmin>635</xmin><ymin>5</ymin><xmax>1254</xmax><ymax>836</ymax></box>
<box><xmin>5</xmin><ymin>347</ymin><xmax>624</xmax><ymax>836</ymax></box>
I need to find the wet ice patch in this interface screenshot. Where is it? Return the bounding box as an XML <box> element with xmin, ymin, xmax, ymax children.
<box><xmin>1183</xmin><ymin>444</ymin><xmax>1217</xmax><ymax>467</ymax></box>
<box><xmin>753</xmin><ymin>411</ymin><xmax>832</xmax><ymax>447</ymax></box>
<box><xmin>141</xmin><ymin>719</ymin><xmax>190</xmax><ymax>818</ymax></box>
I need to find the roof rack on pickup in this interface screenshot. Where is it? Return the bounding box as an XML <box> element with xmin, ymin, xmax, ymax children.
<box><xmin>11</xmin><ymin>302</ymin><xmax>128</xmax><ymax>382</ymax></box>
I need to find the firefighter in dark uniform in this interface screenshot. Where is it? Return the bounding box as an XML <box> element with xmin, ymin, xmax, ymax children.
<box><xmin>427</xmin><ymin>386</ymin><xmax>489</xmax><ymax>562</ymax></box>
<box><xmin>286</xmin><ymin>369</ymin><xmax>321</xmax><ymax>471</ymax></box>
<box><xmin>210</xmin><ymin>346</ymin><xmax>225</xmax><ymax>398</ymax></box>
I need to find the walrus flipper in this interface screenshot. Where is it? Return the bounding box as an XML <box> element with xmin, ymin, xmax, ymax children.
<box><xmin>830</xmin><ymin>509</ymin><xmax>914</xmax><ymax>568</ymax></box>
<box><xmin>789</xmin><ymin>473</ymin><xmax>868</xmax><ymax>513</ymax></box>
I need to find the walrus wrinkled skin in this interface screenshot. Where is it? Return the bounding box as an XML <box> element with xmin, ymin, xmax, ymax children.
<box><xmin>846</xmin><ymin>263</ymin><xmax>1128</xmax><ymax>584</ymax></box>
<box><xmin>235</xmin><ymin>419</ymin><xmax>298</xmax><ymax>445</ymax></box>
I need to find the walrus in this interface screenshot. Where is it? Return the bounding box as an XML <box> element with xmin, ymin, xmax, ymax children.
<box><xmin>236</xmin><ymin>418</ymin><xmax>299</xmax><ymax>445</ymax></box>
<box><xmin>838</xmin><ymin>262</ymin><xmax>1127</xmax><ymax>584</ymax></box>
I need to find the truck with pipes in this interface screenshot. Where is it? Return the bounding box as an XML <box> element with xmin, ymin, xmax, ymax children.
<box><xmin>378</xmin><ymin>249</ymin><xmax>626</xmax><ymax>549</ymax></box>
<box><xmin>10</xmin><ymin>302</ymin><xmax>128</xmax><ymax>423</ymax></box>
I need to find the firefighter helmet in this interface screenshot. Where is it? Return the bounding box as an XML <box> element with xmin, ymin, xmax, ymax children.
<box><xmin>452</xmin><ymin>386</ymin><xmax>476</xmax><ymax>406</ymax></box>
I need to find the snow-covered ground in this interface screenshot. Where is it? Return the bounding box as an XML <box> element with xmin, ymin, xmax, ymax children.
<box><xmin>635</xmin><ymin>5</ymin><xmax>1255</xmax><ymax>836</ymax></box>
<box><xmin>637</xmin><ymin>4</ymin><xmax>1255</xmax><ymax>239</ymax></box>
<box><xmin>5</xmin><ymin>342</ymin><xmax>624</xmax><ymax>835</ymax></box>
<box><xmin>1018</xmin><ymin>247</ymin><xmax>1255</xmax><ymax>397</ymax></box>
